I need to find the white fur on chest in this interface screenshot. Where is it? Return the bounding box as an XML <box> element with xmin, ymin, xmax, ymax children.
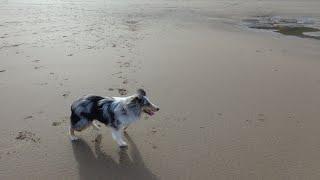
<box><xmin>112</xmin><ymin>96</ymin><xmax>141</xmax><ymax>126</ymax></box>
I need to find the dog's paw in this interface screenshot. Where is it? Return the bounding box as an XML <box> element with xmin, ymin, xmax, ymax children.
<box><xmin>92</xmin><ymin>123</ymin><xmax>101</xmax><ymax>131</ymax></box>
<box><xmin>119</xmin><ymin>142</ymin><xmax>128</xmax><ymax>149</ymax></box>
<box><xmin>70</xmin><ymin>136</ymin><xmax>79</xmax><ymax>141</ymax></box>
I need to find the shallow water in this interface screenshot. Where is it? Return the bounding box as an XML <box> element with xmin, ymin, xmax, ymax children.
<box><xmin>244</xmin><ymin>16</ymin><xmax>320</xmax><ymax>40</ymax></box>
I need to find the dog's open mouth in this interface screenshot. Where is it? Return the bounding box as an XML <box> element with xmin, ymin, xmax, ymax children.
<box><xmin>143</xmin><ymin>109</ymin><xmax>155</xmax><ymax>116</ymax></box>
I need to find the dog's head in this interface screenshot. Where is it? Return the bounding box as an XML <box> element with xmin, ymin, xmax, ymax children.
<box><xmin>129</xmin><ymin>89</ymin><xmax>159</xmax><ymax>116</ymax></box>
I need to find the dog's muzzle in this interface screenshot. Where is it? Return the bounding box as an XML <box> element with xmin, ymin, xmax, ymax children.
<box><xmin>144</xmin><ymin>106</ymin><xmax>160</xmax><ymax>116</ymax></box>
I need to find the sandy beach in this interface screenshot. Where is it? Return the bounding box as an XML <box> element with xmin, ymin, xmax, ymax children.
<box><xmin>1</xmin><ymin>0</ymin><xmax>320</xmax><ymax>179</ymax></box>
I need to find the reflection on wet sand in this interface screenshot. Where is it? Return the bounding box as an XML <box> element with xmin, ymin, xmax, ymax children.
<box><xmin>72</xmin><ymin>134</ymin><xmax>158</xmax><ymax>180</ymax></box>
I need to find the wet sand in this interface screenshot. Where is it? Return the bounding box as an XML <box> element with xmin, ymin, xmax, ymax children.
<box><xmin>1</xmin><ymin>0</ymin><xmax>320</xmax><ymax>179</ymax></box>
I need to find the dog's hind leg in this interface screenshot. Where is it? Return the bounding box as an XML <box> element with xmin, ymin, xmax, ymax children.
<box><xmin>69</xmin><ymin>126</ymin><xmax>79</xmax><ymax>141</ymax></box>
<box><xmin>92</xmin><ymin>120</ymin><xmax>100</xmax><ymax>131</ymax></box>
<box><xmin>111</xmin><ymin>128</ymin><xmax>127</xmax><ymax>148</ymax></box>
<box><xmin>123</xmin><ymin>125</ymin><xmax>129</xmax><ymax>133</ymax></box>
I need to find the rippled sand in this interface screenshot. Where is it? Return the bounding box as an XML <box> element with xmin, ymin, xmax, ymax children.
<box><xmin>1</xmin><ymin>0</ymin><xmax>320</xmax><ymax>179</ymax></box>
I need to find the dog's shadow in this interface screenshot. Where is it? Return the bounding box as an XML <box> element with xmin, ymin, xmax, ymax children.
<box><xmin>72</xmin><ymin>134</ymin><xmax>158</xmax><ymax>180</ymax></box>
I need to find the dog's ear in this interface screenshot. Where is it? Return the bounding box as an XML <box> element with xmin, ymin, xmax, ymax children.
<box><xmin>137</xmin><ymin>89</ymin><xmax>146</xmax><ymax>99</ymax></box>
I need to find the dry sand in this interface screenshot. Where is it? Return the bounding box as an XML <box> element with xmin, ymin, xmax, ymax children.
<box><xmin>1</xmin><ymin>0</ymin><xmax>320</xmax><ymax>179</ymax></box>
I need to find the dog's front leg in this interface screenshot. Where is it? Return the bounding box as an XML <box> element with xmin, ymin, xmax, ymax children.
<box><xmin>69</xmin><ymin>126</ymin><xmax>79</xmax><ymax>141</ymax></box>
<box><xmin>111</xmin><ymin>128</ymin><xmax>127</xmax><ymax>148</ymax></box>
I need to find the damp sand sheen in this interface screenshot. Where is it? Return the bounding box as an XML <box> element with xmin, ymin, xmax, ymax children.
<box><xmin>1</xmin><ymin>0</ymin><xmax>320</xmax><ymax>179</ymax></box>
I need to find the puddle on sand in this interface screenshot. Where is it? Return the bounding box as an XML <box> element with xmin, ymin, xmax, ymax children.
<box><xmin>243</xmin><ymin>16</ymin><xmax>320</xmax><ymax>40</ymax></box>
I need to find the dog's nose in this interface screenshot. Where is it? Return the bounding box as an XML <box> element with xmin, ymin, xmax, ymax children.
<box><xmin>156</xmin><ymin>107</ymin><xmax>160</xmax><ymax>111</ymax></box>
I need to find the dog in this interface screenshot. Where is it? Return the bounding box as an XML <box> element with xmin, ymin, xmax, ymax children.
<box><xmin>69</xmin><ymin>89</ymin><xmax>159</xmax><ymax>148</ymax></box>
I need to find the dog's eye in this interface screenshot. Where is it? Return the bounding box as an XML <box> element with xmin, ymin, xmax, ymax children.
<box><xmin>144</xmin><ymin>99</ymin><xmax>151</xmax><ymax>106</ymax></box>
<box><xmin>141</xmin><ymin>98</ymin><xmax>147</xmax><ymax>105</ymax></box>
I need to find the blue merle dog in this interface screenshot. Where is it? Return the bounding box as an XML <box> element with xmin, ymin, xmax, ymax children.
<box><xmin>69</xmin><ymin>89</ymin><xmax>159</xmax><ymax>148</ymax></box>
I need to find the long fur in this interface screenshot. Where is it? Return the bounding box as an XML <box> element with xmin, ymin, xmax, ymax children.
<box><xmin>69</xmin><ymin>89</ymin><xmax>159</xmax><ymax>147</ymax></box>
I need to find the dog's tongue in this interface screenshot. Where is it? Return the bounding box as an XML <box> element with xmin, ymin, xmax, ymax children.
<box><xmin>149</xmin><ymin>112</ymin><xmax>155</xmax><ymax>116</ymax></box>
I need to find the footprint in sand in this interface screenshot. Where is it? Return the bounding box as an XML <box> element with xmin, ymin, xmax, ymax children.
<box><xmin>34</xmin><ymin>66</ymin><xmax>43</xmax><ymax>70</ymax></box>
<box><xmin>111</xmin><ymin>72</ymin><xmax>122</xmax><ymax>75</ymax></box>
<box><xmin>32</xmin><ymin>60</ymin><xmax>40</xmax><ymax>63</ymax></box>
<box><xmin>62</xmin><ymin>91</ymin><xmax>71</xmax><ymax>98</ymax></box>
<box><xmin>151</xmin><ymin>128</ymin><xmax>157</xmax><ymax>134</ymax></box>
<box><xmin>15</xmin><ymin>130</ymin><xmax>40</xmax><ymax>143</ymax></box>
<box><xmin>122</xmin><ymin>79</ymin><xmax>128</xmax><ymax>84</ymax></box>
<box><xmin>245</xmin><ymin>119</ymin><xmax>252</xmax><ymax>124</ymax></box>
<box><xmin>39</xmin><ymin>82</ymin><xmax>48</xmax><ymax>86</ymax></box>
<box><xmin>257</xmin><ymin>113</ymin><xmax>266</xmax><ymax>122</ymax></box>
<box><xmin>24</xmin><ymin>115</ymin><xmax>33</xmax><ymax>120</ymax></box>
<box><xmin>52</xmin><ymin>117</ymin><xmax>68</xmax><ymax>127</ymax></box>
<box><xmin>117</xmin><ymin>88</ymin><xmax>128</xmax><ymax>95</ymax></box>
<box><xmin>121</xmin><ymin>62</ymin><xmax>130</xmax><ymax>68</ymax></box>
<box><xmin>52</xmin><ymin>122</ymin><xmax>62</xmax><ymax>126</ymax></box>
